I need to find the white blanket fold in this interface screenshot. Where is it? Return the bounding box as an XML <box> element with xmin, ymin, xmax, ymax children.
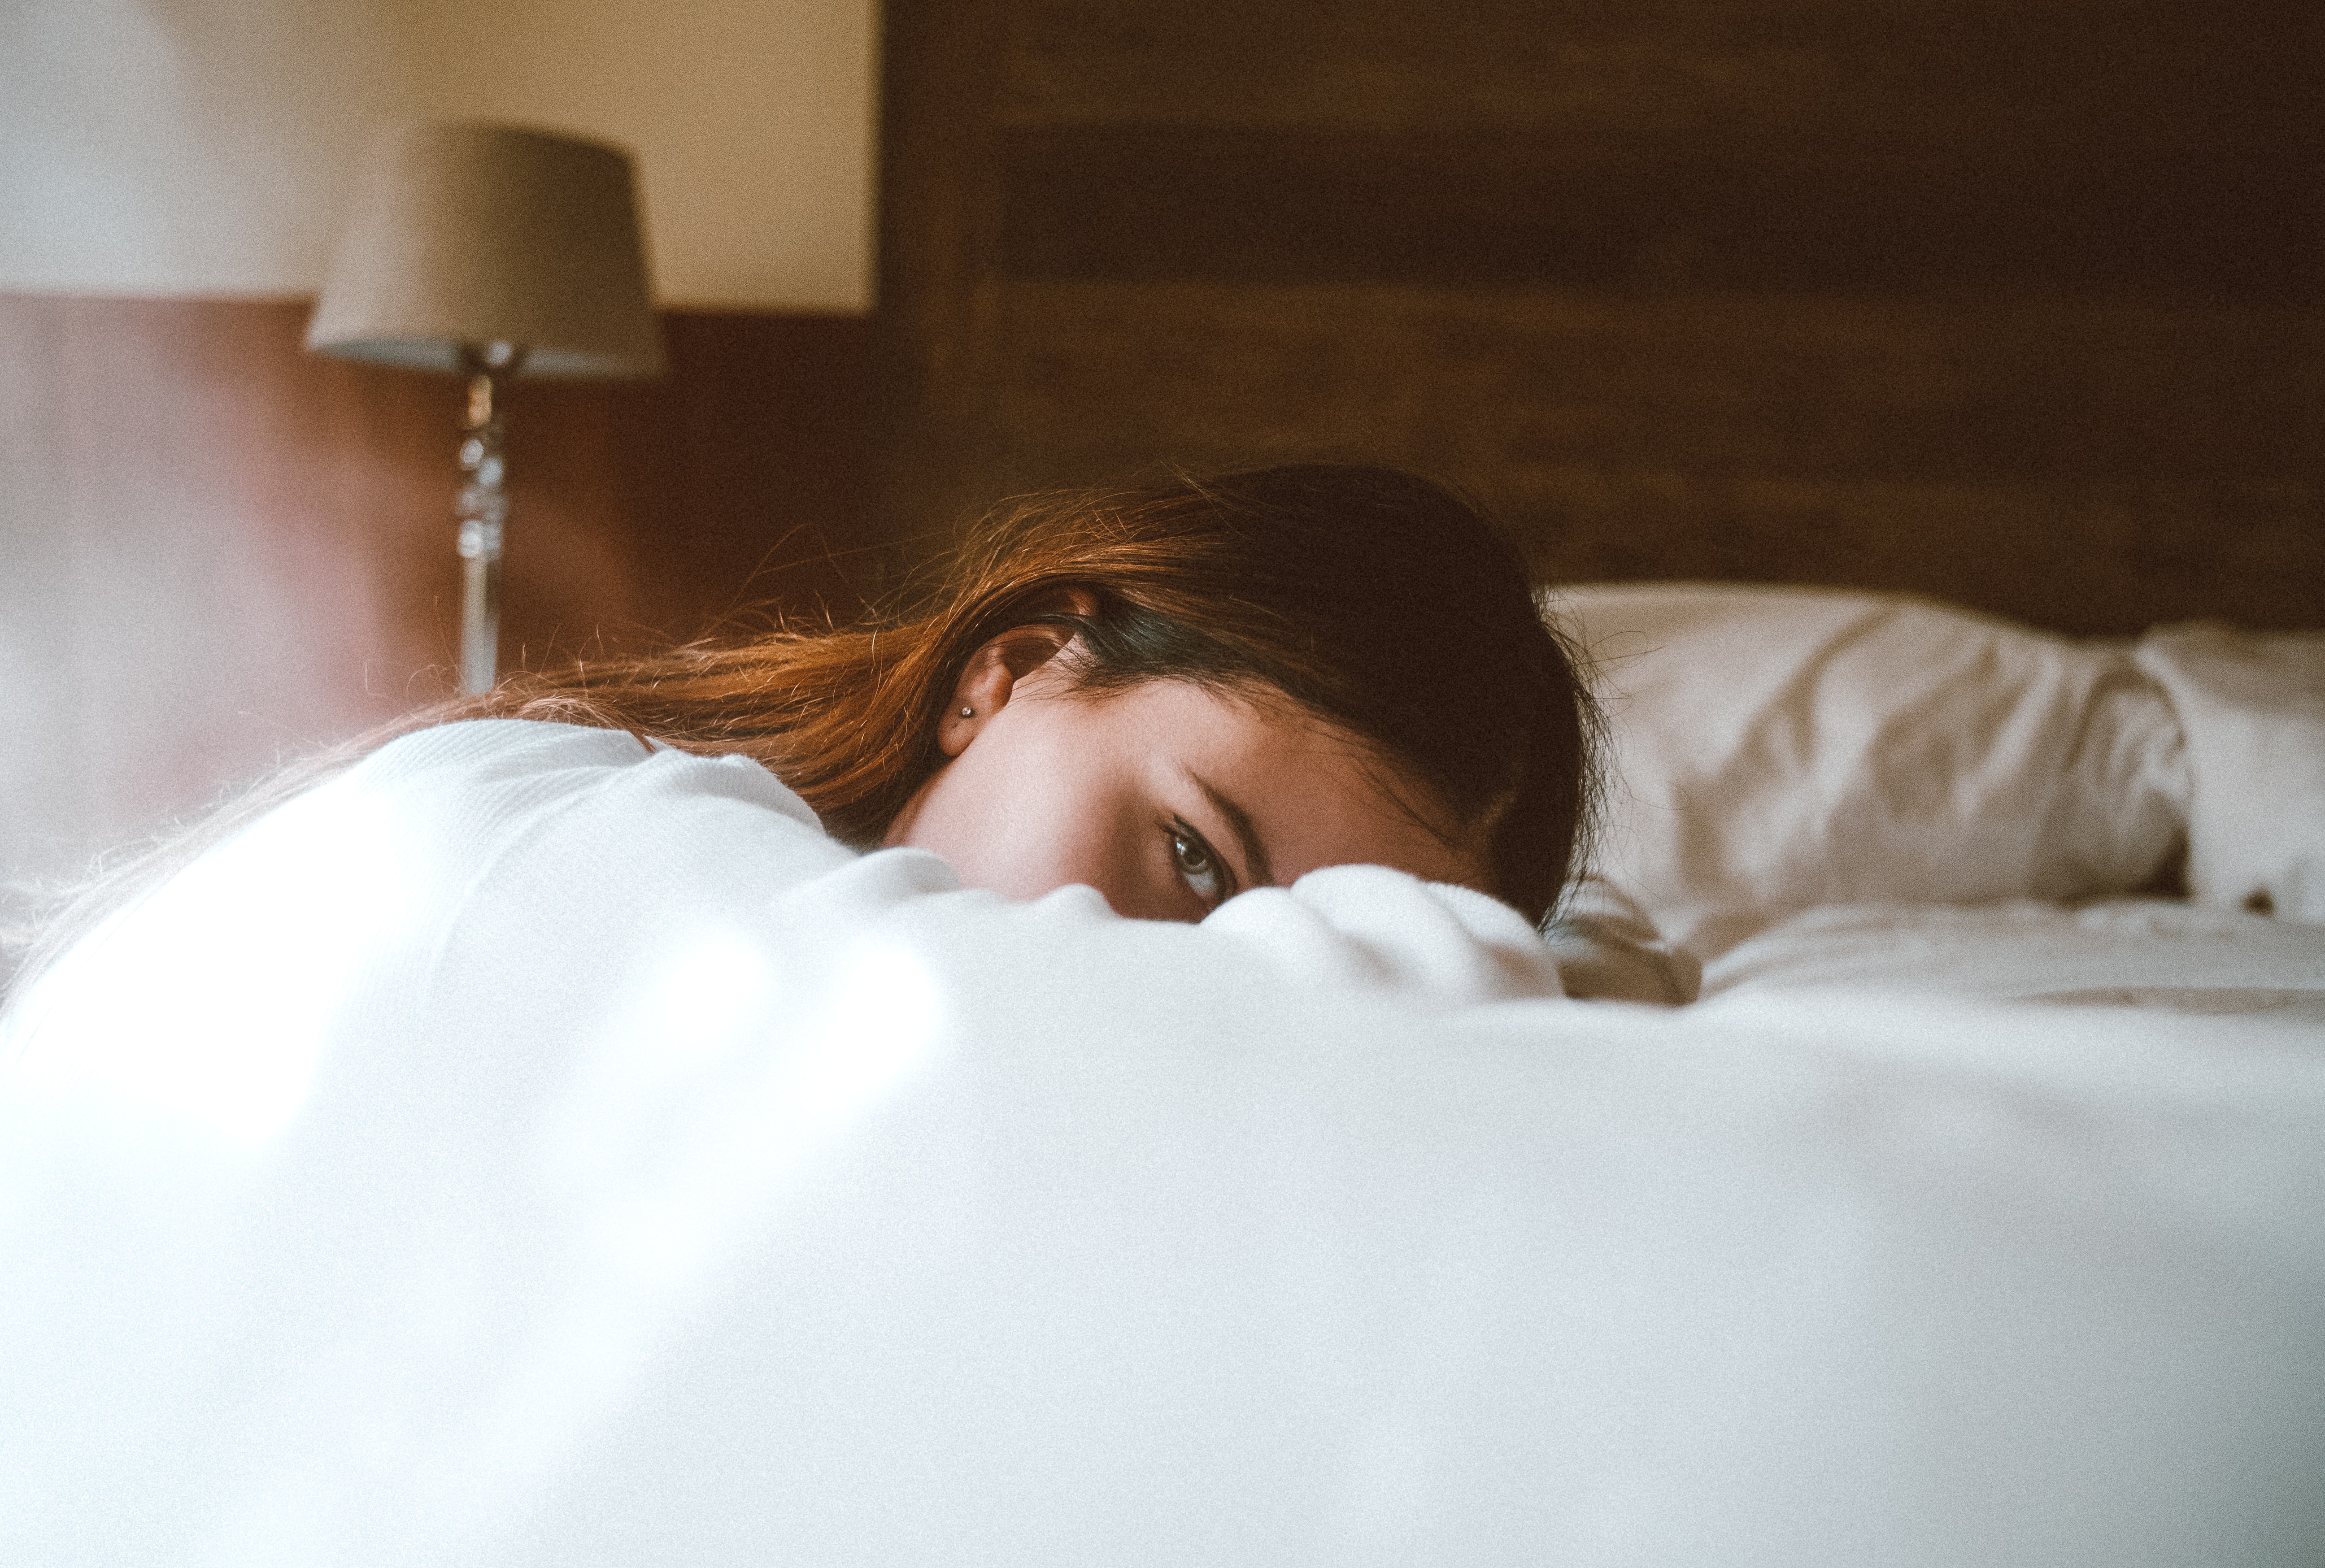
<box><xmin>3</xmin><ymin>720</ymin><xmax>2320</xmax><ymax>1568</ymax></box>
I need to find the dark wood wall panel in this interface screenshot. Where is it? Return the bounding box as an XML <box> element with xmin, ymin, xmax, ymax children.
<box><xmin>880</xmin><ymin>0</ymin><xmax>2325</xmax><ymax>633</ymax></box>
<box><xmin>999</xmin><ymin>124</ymin><xmax>2322</xmax><ymax>299</ymax></box>
<box><xmin>1005</xmin><ymin>0</ymin><xmax>2319</xmax><ymax>143</ymax></box>
<box><xmin>980</xmin><ymin>280</ymin><xmax>2322</xmax><ymax>632</ymax></box>
<box><xmin>505</xmin><ymin>311</ymin><xmax>878</xmax><ymax>655</ymax></box>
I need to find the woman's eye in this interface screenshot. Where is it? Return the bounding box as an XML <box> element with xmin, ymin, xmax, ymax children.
<box><xmin>1169</xmin><ymin>824</ymin><xmax>1229</xmax><ymax>907</ymax></box>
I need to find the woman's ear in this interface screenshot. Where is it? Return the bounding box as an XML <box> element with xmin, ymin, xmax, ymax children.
<box><xmin>936</xmin><ymin>619</ymin><xmax>1083</xmax><ymax>758</ymax></box>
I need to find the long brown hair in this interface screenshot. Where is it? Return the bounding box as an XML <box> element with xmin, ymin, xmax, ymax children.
<box><xmin>5</xmin><ymin>465</ymin><xmax>1596</xmax><ymax>1001</ymax></box>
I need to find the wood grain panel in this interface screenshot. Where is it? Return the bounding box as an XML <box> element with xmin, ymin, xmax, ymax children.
<box><xmin>992</xmin><ymin>280</ymin><xmax>2323</xmax><ymax>486</ymax></box>
<box><xmin>879</xmin><ymin>0</ymin><xmax>2325</xmax><ymax>634</ymax></box>
<box><xmin>998</xmin><ymin>125</ymin><xmax>2321</xmax><ymax>298</ymax></box>
<box><xmin>1007</xmin><ymin>0</ymin><xmax>2321</xmax><ymax>150</ymax></box>
<box><xmin>874</xmin><ymin>0</ymin><xmax>1015</xmax><ymax>549</ymax></box>
<box><xmin>1004</xmin><ymin>1</ymin><xmax>2322</xmax><ymax>299</ymax></box>
<box><xmin>505</xmin><ymin>310</ymin><xmax>877</xmax><ymax>655</ymax></box>
<box><xmin>976</xmin><ymin>278</ymin><xmax>2324</xmax><ymax>632</ymax></box>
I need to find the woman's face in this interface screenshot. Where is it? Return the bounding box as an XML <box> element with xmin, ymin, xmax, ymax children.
<box><xmin>882</xmin><ymin>629</ymin><xmax>1485</xmax><ymax>923</ymax></box>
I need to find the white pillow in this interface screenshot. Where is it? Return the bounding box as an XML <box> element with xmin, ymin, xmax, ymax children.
<box><xmin>1543</xmin><ymin>584</ymin><xmax>2186</xmax><ymax>949</ymax></box>
<box><xmin>2134</xmin><ymin>623</ymin><xmax>2325</xmax><ymax>924</ymax></box>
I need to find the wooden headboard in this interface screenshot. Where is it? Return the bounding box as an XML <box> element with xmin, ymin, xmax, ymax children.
<box><xmin>874</xmin><ymin>0</ymin><xmax>2322</xmax><ymax>634</ymax></box>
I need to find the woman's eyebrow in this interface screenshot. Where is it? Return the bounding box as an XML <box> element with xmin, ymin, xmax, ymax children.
<box><xmin>1190</xmin><ymin>773</ymin><xmax>1274</xmax><ymax>889</ymax></box>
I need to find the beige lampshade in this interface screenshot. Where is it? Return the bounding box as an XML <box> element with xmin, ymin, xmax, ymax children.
<box><xmin>307</xmin><ymin>121</ymin><xmax>666</xmax><ymax>378</ymax></box>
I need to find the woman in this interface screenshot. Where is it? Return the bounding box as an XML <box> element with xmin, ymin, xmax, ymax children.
<box><xmin>0</xmin><ymin>465</ymin><xmax>1680</xmax><ymax>1568</ymax></box>
<box><xmin>4</xmin><ymin>463</ymin><xmax>1624</xmax><ymax>1050</ymax></box>
<box><xmin>472</xmin><ymin>460</ymin><xmax>1597</xmax><ymax>923</ymax></box>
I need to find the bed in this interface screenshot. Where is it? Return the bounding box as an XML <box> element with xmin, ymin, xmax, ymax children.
<box><xmin>1552</xmin><ymin>582</ymin><xmax>2325</xmax><ymax>1006</ymax></box>
<box><xmin>2</xmin><ymin>585</ymin><xmax>2321</xmax><ymax>1566</ymax></box>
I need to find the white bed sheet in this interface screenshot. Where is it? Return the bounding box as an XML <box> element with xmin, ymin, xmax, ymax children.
<box><xmin>1705</xmin><ymin>898</ymin><xmax>2325</xmax><ymax>1020</ymax></box>
<box><xmin>4</xmin><ymin>722</ymin><xmax>2322</xmax><ymax>1566</ymax></box>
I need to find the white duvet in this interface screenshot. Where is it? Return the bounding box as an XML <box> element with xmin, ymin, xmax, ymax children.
<box><xmin>4</xmin><ymin>720</ymin><xmax>2322</xmax><ymax>1565</ymax></box>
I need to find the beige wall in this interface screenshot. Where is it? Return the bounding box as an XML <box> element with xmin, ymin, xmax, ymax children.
<box><xmin>0</xmin><ymin>0</ymin><xmax>877</xmax><ymax>310</ymax></box>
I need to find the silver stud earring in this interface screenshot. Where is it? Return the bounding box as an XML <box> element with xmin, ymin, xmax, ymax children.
<box><xmin>959</xmin><ymin>705</ymin><xmax>975</xmax><ymax>718</ymax></box>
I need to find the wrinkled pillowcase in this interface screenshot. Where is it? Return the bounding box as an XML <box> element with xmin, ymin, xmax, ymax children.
<box><xmin>1544</xmin><ymin>584</ymin><xmax>2187</xmax><ymax>949</ymax></box>
<box><xmin>2134</xmin><ymin>624</ymin><xmax>2325</xmax><ymax>924</ymax></box>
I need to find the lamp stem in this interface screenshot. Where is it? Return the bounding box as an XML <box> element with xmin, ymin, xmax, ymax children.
<box><xmin>454</xmin><ymin>344</ymin><xmax>524</xmax><ymax>695</ymax></box>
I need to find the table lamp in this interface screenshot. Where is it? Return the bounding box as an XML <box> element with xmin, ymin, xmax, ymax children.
<box><xmin>307</xmin><ymin>121</ymin><xmax>666</xmax><ymax>695</ymax></box>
